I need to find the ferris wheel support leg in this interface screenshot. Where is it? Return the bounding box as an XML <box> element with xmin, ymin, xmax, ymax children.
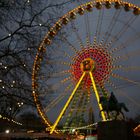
<box><xmin>50</xmin><ymin>72</ymin><xmax>86</xmax><ymax>134</ymax></box>
<box><xmin>89</xmin><ymin>72</ymin><xmax>107</xmax><ymax>121</ymax></box>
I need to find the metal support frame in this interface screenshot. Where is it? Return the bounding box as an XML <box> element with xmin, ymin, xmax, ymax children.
<box><xmin>50</xmin><ymin>72</ymin><xmax>86</xmax><ymax>134</ymax></box>
<box><xmin>50</xmin><ymin>71</ymin><xmax>106</xmax><ymax>134</ymax></box>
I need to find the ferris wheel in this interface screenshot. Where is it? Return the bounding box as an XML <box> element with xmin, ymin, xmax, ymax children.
<box><xmin>32</xmin><ymin>0</ymin><xmax>140</xmax><ymax>134</ymax></box>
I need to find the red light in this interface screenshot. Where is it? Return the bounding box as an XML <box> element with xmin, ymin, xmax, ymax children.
<box><xmin>71</xmin><ymin>47</ymin><xmax>112</xmax><ymax>87</ymax></box>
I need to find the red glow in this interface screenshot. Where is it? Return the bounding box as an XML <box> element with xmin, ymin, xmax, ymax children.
<box><xmin>71</xmin><ymin>47</ymin><xmax>112</xmax><ymax>87</ymax></box>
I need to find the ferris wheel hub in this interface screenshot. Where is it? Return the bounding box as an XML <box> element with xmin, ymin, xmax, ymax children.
<box><xmin>80</xmin><ymin>58</ymin><xmax>96</xmax><ymax>72</ymax></box>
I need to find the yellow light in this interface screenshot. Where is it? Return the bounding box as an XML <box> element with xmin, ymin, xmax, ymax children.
<box><xmin>5</xmin><ymin>129</ymin><xmax>10</xmax><ymax>134</ymax></box>
<box><xmin>27</xmin><ymin>130</ymin><xmax>34</xmax><ymax>133</ymax></box>
<box><xmin>89</xmin><ymin>72</ymin><xmax>106</xmax><ymax>121</ymax></box>
<box><xmin>50</xmin><ymin>72</ymin><xmax>86</xmax><ymax>134</ymax></box>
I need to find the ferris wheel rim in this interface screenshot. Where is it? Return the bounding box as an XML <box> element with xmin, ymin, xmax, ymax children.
<box><xmin>32</xmin><ymin>0</ymin><xmax>140</xmax><ymax>133</ymax></box>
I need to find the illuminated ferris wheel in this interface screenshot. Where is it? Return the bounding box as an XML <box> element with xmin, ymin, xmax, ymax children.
<box><xmin>32</xmin><ymin>0</ymin><xmax>140</xmax><ymax>134</ymax></box>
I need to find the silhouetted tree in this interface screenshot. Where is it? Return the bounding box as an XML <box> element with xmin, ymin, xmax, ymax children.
<box><xmin>0</xmin><ymin>0</ymin><xmax>77</xmax><ymax>120</ymax></box>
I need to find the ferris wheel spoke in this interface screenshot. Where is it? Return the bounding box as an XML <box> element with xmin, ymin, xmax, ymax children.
<box><xmin>44</xmin><ymin>83</ymin><xmax>73</xmax><ymax>113</ymax></box>
<box><xmin>60</xmin><ymin>76</ymin><xmax>73</xmax><ymax>84</ymax></box>
<box><xmin>97</xmin><ymin>8</ymin><xmax>104</xmax><ymax>43</ymax></box>
<box><xmin>49</xmin><ymin>78</ymin><xmax>71</xmax><ymax>91</ymax></box>
<box><xmin>71</xmin><ymin>21</ymin><xmax>84</xmax><ymax>48</ymax></box>
<box><xmin>44</xmin><ymin>95</ymin><xmax>66</xmax><ymax>113</ymax></box>
<box><xmin>111</xmin><ymin>73</ymin><xmax>140</xmax><ymax>86</ymax></box>
<box><xmin>59</xmin><ymin>34</ymin><xmax>78</xmax><ymax>53</ymax></box>
<box><xmin>50</xmin><ymin>76</ymin><xmax>72</xmax><ymax>91</ymax></box>
<box><xmin>84</xmin><ymin>11</ymin><xmax>91</xmax><ymax>46</ymax></box>
<box><xmin>93</xmin><ymin>36</ymin><xmax>97</xmax><ymax>46</ymax></box>
<box><xmin>50</xmin><ymin>72</ymin><xmax>86</xmax><ymax>134</ymax></box>
<box><xmin>110</xmin><ymin>34</ymin><xmax>140</xmax><ymax>54</ymax></box>
<box><xmin>97</xmin><ymin>84</ymin><xmax>109</xmax><ymax>97</ymax></box>
<box><xmin>112</xmin><ymin>65</ymin><xmax>140</xmax><ymax>71</ymax></box>
<box><xmin>113</xmin><ymin>49</ymin><xmax>140</xmax><ymax>62</ymax></box>
<box><xmin>47</xmin><ymin>60</ymin><xmax>72</xmax><ymax>66</ymax></box>
<box><xmin>51</xmin><ymin>70</ymin><xmax>71</xmax><ymax>77</ymax></box>
<box><xmin>105</xmin><ymin>79</ymin><xmax>140</xmax><ymax>108</ymax></box>
<box><xmin>95</xmin><ymin>9</ymin><xmax>102</xmax><ymax>43</ymax></box>
<box><xmin>105</xmin><ymin>80</ymin><xmax>140</xmax><ymax>108</ymax></box>
<box><xmin>103</xmin><ymin>9</ymin><xmax>121</xmax><ymax>45</ymax></box>
<box><xmin>39</xmin><ymin>70</ymin><xmax>70</xmax><ymax>80</ymax></box>
<box><xmin>51</xmin><ymin>46</ymin><xmax>73</xmax><ymax>60</ymax></box>
<box><xmin>106</xmin><ymin>79</ymin><xmax>117</xmax><ymax>90</ymax></box>
<box><xmin>117</xmin><ymin>90</ymin><xmax>140</xmax><ymax>108</ymax></box>
<box><xmin>104</xmin><ymin>15</ymin><xmax>136</xmax><ymax>48</ymax></box>
<box><xmin>110</xmin><ymin>15</ymin><xmax>137</xmax><ymax>45</ymax></box>
<box><xmin>51</xmin><ymin>71</ymin><xmax>72</xmax><ymax>80</ymax></box>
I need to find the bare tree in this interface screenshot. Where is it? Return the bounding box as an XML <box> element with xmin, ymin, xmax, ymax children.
<box><xmin>0</xmin><ymin>0</ymin><xmax>75</xmax><ymax>120</ymax></box>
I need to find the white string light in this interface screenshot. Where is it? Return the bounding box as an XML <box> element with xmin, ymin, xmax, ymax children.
<box><xmin>5</xmin><ymin>129</ymin><xmax>10</xmax><ymax>134</ymax></box>
<box><xmin>0</xmin><ymin>114</ymin><xmax>22</xmax><ymax>126</ymax></box>
<box><xmin>46</xmin><ymin>122</ymin><xmax>98</xmax><ymax>132</ymax></box>
<box><xmin>17</xmin><ymin>102</ymin><xmax>24</xmax><ymax>107</ymax></box>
